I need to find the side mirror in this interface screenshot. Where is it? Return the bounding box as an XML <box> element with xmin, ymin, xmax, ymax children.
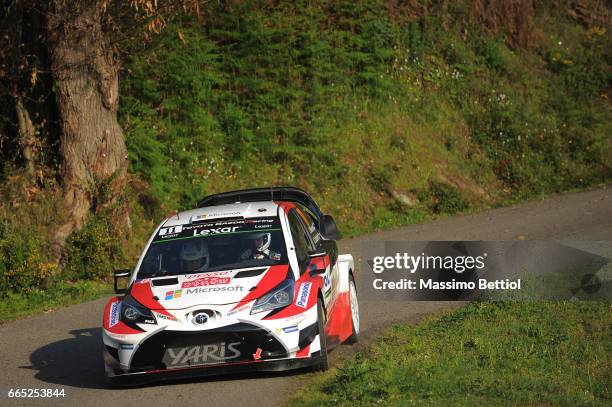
<box><xmin>308</xmin><ymin>249</ymin><xmax>327</xmax><ymax>258</ymax></box>
<box><xmin>114</xmin><ymin>269</ymin><xmax>131</xmax><ymax>294</ymax></box>
<box><xmin>309</xmin><ymin>264</ymin><xmax>326</xmax><ymax>275</ymax></box>
<box><xmin>320</xmin><ymin>214</ymin><xmax>340</xmax><ymax>240</ymax></box>
<box><xmin>308</xmin><ymin>249</ymin><xmax>328</xmax><ymax>275</ymax></box>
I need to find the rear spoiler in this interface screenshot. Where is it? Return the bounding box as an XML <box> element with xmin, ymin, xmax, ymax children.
<box><xmin>197</xmin><ymin>187</ymin><xmax>323</xmax><ymax>219</ymax></box>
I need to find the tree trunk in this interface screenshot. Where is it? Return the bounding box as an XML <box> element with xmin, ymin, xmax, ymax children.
<box><xmin>15</xmin><ymin>96</ymin><xmax>37</xmax><ymax>177</ymax></box>
<box><xmin>47</xmin><ymin>0</ymin><xmax>129</xmax><ymax>257</ymax></box>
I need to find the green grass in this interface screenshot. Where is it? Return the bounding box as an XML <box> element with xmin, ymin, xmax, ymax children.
<box><xmin>290</xmin><ymin>301</ymin><xmax>612</xmax><ymax>406</ymax></box>
<box><xmin>0</xmin><ymin>280</ymin><xmax>112</xmax><ymax>323</ymax></box>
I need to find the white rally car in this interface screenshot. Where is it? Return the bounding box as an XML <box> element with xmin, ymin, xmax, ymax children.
<box><xmin>102</xmin><ymin>187</ymin><xmax>359</xmax><ymax>385</ymax></box>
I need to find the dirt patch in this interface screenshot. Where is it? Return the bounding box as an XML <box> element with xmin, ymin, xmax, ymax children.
<box><xmin>471</xmin><ymin>0</ymin><xmax>537</xmax><ymax>48</ymax></box>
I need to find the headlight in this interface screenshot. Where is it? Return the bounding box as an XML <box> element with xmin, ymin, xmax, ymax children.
<box><xmin>251</xmin><ymin>279</ymin><xmax>295</xmax><ymax>314</ymax></box>
<box><xmin>120</xmin><ymin>295</ymin><xmax>157</xmax><ymax>328</ymax></box>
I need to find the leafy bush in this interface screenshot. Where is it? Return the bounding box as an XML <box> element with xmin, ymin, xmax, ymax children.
<box><xmin>0</xmin><ymin>221</ymin><xmax>56</xmax><ymax>296</ymax></box>
<box><xmin>419</xmin><ymin>181</ymin><xmax>470</xmax><ymax>215</ymax></box>
<box><xmin>62</xmin><ymin>216</ymin><xmax>125</xmax><ymax>281</ymax></box>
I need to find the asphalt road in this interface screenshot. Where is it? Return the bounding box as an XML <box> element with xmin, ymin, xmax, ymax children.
<box><xmin>1</xmin><ymin>187</ymin><xmax>610</xmax><ymax>407</ymax></box>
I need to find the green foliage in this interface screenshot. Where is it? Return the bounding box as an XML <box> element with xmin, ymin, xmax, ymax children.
<box><xmin>291</xmin><ymin>301</ymin><xmax>612</xmax><ymax>406</ymax></box>
<box><xmin>0</xmin><ymin>221</ymin><xmax>55</xmax><ymax>296</ymax></box>
<box><xmin>62</xmin><ymin>216</ymin><xmax>125</xmax><ymax>281</ymax></box>
<box><xmin>119</xmin><ymin>0</ymin><xmax>610</xmax><ymax>228</ymax></box>
<box><xmin>419</xmin><ymin>181</ymin><xmax>469</xmax><ymax>214</ymax></box>
<box><xmin>119</xmin><ymin>1</ymin><xmax>408</xmax><ymax>212</ymax></box>
<box><xmin>475</xmin><ymin>38</ymin><xmax>510</xmax><ymax>73</ymax></box>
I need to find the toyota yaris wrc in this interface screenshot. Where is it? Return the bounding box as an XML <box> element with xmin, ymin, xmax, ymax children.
<box><xmin>102</xmin><ymin>187</ymin><xmax>359</xmax><ymax>386</ymax></box>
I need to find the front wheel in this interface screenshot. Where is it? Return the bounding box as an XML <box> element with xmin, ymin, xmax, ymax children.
<box><xmin>347</xmin><ymin>275</ymin><xmax>359</xmax><ymax>343</ymax></box>
<box><xmin>313</xmin><ymin>297</ymin><xmax>329</xmax><ymax>371</ymax></box>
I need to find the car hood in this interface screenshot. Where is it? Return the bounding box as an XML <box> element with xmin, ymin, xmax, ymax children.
<box><xmin>130</xmin><ymin>264</ymin><xmax>290</xmax><ymax>310</ymax></box>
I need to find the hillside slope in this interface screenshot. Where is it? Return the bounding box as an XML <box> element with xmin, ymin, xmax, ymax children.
<box><xmin>0</xmin><ymin>0</ymin><xmax>610</xmax><ymax>305</ymax></box>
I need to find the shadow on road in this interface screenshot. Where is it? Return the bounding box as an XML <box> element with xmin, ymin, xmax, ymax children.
<box><xmin>26</xmin><ymin>327</ymin><xmax>108</xmax><ymax>389</ymax></box>
<box><xmin>27</xmin><ymin>327</ymin><xmax>313</xmax><ymax>390</ymax></box>
<box><xmin>127</xmin><ymin>366</ymin><xmax>311</xmax><ymax>390</ymax></box>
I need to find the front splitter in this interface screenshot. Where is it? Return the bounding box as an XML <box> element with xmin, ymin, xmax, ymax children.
<box><xmin>105</xmin><ymin>355</ymin><xmax>321</xmax><ymax>387</ymax></box>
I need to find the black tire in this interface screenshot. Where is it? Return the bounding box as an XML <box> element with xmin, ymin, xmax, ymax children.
<box><xmin>313</xmin><ymin>297</ymin><xmax>329</xmax><ymax>371</ymax></box>
<box><xmin>346</xmin><ymin>275</ymin><xmax>360</xmax><ymax>344</ymax></box>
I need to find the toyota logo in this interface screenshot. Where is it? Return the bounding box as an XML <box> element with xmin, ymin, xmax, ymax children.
<box><xmin>193</xmin><ymin>313</ymin><xmax>209</xmax><ymax>325</ymax></box>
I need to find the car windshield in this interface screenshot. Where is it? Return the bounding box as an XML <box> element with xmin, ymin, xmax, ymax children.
<box><xmin>137</xmin><ymin>217</ymin><xmax>287</xmax><ymax>278</ymax></box>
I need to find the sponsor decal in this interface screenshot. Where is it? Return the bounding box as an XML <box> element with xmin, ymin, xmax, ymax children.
<box><xmin>159</xmin><ymin>225</ymin><xmax>183</xmax><ymax>236</ymax></box>
<box><xmin>185</xmin><ymin>271</ymin><xmax>230</xmax><ymax>280</ymax></box>
<box><xmin>185</xmin><ymin>286</ymin><xmax>244</xmax><ymax>295</ymax></box>
<box><xmin>323</xmin><ymin>274</ymin><xmax>331</xmax><ymax>291</ymax></box>
<box><xmin>155</xmin><ymin>312</ymin><xmax>177</xmax><ymax>321</ymax></box>
<box><xmin>152</xmin><ymin>216</ymin><xmax>281</xmax><ymax>243</ymax></box>
<box><xmin>283</xmin><ymin>314</ymin><xmax>305</xmax><ymax>323</ymax></box>
<box><xmin>246</xmin><ymin>219</ymin><xmax>274</xmax><ymax>224</ymax></box>
<box><xmin>109</xmin><ymin>302</ymin><xmax>120</xmax><ymax>327</ymax></box>
<box><xmin>119</xmin><ymin>344</ymin><xmax>134</xmax><ymax>350</ymax></box>
<box><xmin>187</xmin><ymin>219</ymin><xmax>245</xmax><ymax>229</ymax></box>
<box><xmin>282</xmin><ymin>325</ymin><xmax>299</xmax><ymax>333</ymax></box>
<box><xmin>205</xmin><ymin>211</ymin><xmax>242</xmax><ymax>218</ymax></box>
<box><xmin>165</xmin><ymin>289</ymin><xmax>182</xmax><ymax>300</ymax></box>
<box><xmin>182</xmin><ymin>276</ymin><xmax>231</xmax><ymax>288</ymax></box>
<box><xmin>193</xmin><ymin>226</ymin><xmax>239</xmax><ymax>237</ymax></box>
<box><xmin>227</xmin><ymin>304</ymin><xmax>250</xmax><ymax>317</ymax></box>
<box><xmin>253</xmin><ymin>348</ymin><xmax>262</xmax><ymax>360</ymax></box>
<box><xmin>164</xmin><ymin>342</ymin><xmax>241</xmax><ymax>367</ymax></box>
<box><xmin>295</xmin><ymin>282</ymin><xmax>312</xmax><ymax>308</ymax></box>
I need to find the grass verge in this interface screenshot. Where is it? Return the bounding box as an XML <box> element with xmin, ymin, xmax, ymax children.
<box><xmin>0</xmin><ymin>280</ymin><xmax>112</xmax><ymax>323</ymax></box>
<box><xmin>290</xmin><ymin>301</ymin><xmax>611</xmax><ymax>406</ymax></box>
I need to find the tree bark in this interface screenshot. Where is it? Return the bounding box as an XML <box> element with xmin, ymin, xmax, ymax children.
<box><xmin>15</xmin><ymin>96</ymin><xmax>37</xmax><ymax>177</ymax></box>
<box><xmin>47</xmin><ymin>0</ymin><xmax>129</xmax><ymax>257</ymax></box>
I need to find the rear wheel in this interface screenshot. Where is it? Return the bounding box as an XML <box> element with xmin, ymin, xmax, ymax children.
<box><xmin>347</xmin><ymin>275</ymin><xmax>360</xmax><ymax>344</ymax></box>
<box><xmin>313</xmin><ymin>297</ymin><xmax>329</xmax><ymax>371</ymax></box>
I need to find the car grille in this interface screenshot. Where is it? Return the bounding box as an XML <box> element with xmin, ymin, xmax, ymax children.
<box><xmin>130</xmin><ymin>323</ymin><xmax>287</xmax><ymax>371</ymax></box>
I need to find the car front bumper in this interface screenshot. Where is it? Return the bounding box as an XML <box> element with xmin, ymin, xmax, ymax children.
<box><xmin>103</xmin><ymin>321</ymin><xmax>320</xmax><ymax>386</ymax></box>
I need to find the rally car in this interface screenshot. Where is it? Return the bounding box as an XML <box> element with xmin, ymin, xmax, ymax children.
<box><xmin>102</xmin><ymin>187</ymin><xmax>359</xmax><ymax>386</ymax></box>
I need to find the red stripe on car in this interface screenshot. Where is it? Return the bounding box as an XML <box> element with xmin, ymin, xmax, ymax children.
<box><xmin>230</xmin><ymin>264</ymin><xmax>288</xmax><ymax>310</ymax></box>
<box><xmin>130</xmin><ymin>280</ymin><xmax>174</xmax><ymax>318</ymax></box>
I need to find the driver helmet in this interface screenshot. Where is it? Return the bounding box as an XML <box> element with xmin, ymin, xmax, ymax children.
<box><xmin>180</xmin><ymin>240</ymin><xmax>209</xmax><ymax>272</ymax></box>
<box><xmin>245</xmin><ymin>232</ymin><xmax>271</xmax><ymax>253</ymax></box>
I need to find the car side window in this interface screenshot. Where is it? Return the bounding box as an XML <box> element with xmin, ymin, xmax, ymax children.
<box><xmin>295</xmin><ymin>205</ymin><xmax>322</xmax><ymax>246</ymax></box>
<box><xmin>288</xmin><ymin>210</ymin><xmax>312</xmax><ymax>273</ymax></box>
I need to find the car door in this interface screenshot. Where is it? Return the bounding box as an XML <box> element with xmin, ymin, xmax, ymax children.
<box><xmin>292</xmin><ymin>206</ymin><xmax>339</xmax><ymax>314</ymax></box>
